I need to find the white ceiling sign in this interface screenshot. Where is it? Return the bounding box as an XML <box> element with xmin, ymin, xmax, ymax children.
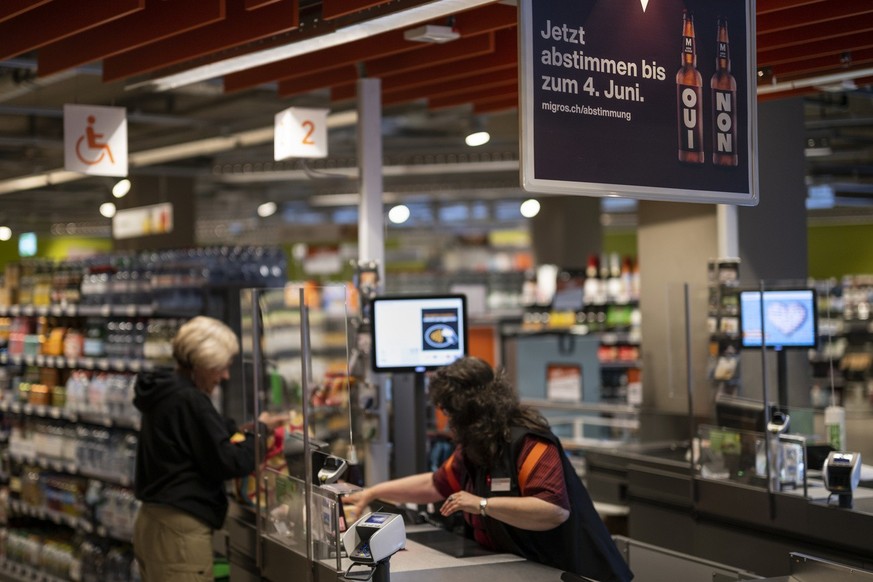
<box><xmin>274</xmin><ymin>106</ymin><xmax>329</xmax><ymax>160</ymax></box>
<box><xmin>113</xmin><ymin>202</ymin><xmax>173</xmax><ymax>239</ymax></box>
<box><xmin>63</xmin><ymin>104</ymin><xmax>128</xmax><ymax>177</ymax></box>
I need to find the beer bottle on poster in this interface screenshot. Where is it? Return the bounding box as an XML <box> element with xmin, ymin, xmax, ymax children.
<box><xmin>711</xmin><ymin>17</ymin><xmax>738</xmax><ymax>167</ymax></box>
<box><xmin>676</xmin><ymin>10</ymin><xmax>704</xmax><ymax>164</ymax></box>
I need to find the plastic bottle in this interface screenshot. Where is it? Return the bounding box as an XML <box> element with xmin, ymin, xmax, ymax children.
<box><xmin>824</xmin><ymin>404</ymin><xmax>847</xmax><ymax>451</ymax></box>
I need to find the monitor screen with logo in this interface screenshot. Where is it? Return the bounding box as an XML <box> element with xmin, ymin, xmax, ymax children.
<box><xmin>371</xmin><ymin>294</ymin><xmax>467</xmax><ymax>373</ymax></box>
<box><xmin>739</xmin><ymin>288</ymin><xmax>818</xmax><ymax>349</ymax></box>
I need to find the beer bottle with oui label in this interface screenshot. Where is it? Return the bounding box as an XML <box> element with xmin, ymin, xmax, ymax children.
<box><xmin>676</xmin><ymin>10</ymin><xmax>704</xmax><ymax>164</ymax></box>
<box><xmin>711</xmin><ymin>17</ymin><xmax>738</xmax><ymax>166</ymax></box>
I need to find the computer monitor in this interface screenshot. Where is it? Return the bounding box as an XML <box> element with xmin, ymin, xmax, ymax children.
<box><xmin>715</xmin><ymin>393</ymin><xmax>771</xmax><ymax>433</ymax></box>
<box><xmin>371</xmin><ymin>294</ymin><xmax>468</xmax><ymax>373</ymax></box>
<box><xmin>739</xmin><ymin>288</ymin><xmax>818</xmax><ymax>349</ymax></box>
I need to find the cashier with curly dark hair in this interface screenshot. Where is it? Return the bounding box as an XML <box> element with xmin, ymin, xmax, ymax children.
<box><xmin>132</xmin><ymin>316</ymin><xmax>287</xmax><ymax>582</ymax></box>
<box><xmin>346</xmin><ymin>356</ymin><xmax>633</xmax><ymax>582</ymax></box>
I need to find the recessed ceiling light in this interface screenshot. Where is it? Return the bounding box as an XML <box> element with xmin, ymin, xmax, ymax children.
<box><xmin>112</xmin><ymin>178</ymin><xmax>131</xmax><ymax>198</ymax></box>
<box><xmin>388</xmin><ymin>204</ymin><xmax>411</xmax><ymax>224</ymax></box>
<box><xmin>465</xmin><ymin>131</ymin><xmax>491</xmax><ymax>147</ymax></box>
<box><xmin>258</xmin><ymin>201</ymin><xmax>278</xmax><ymax>217</ymax></box>
<box><xmin>520</xmin><ymin>199</ymin><xmax>540</xmax><ymax>218</ymax></box>
<box><xmin>100</xmin><ymin>202</ymin><xmax>117</xmax><ymax>218</ymax></box>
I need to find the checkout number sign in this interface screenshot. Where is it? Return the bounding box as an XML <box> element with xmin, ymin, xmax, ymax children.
<box><xmin>274</xmin><ymin>106</ymin><xmax>329</xmax><ymax>160</ymax></box>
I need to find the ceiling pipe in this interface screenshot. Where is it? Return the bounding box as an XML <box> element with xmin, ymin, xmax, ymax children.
<box><xmin>758</xmin><ymin>66</ymin><xmax>873</xmax><ymax>95</ymax></box>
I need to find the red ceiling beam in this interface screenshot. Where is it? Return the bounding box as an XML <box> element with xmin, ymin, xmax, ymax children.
<box><xmin>224</xmin><ymin>29</ymin><xmax>418</xmax><ymax>92</ymax></box>
<box><xmin>277</xmin><ymin>64</ymin><xmax>359</xmax><ymax>97</ymax></box>
<box><xmin>246</xmin><ymin>0</ymin><xmax>283</xmax><ymax>8</ymax></box>
<box><xmin>102</xmin><ymin>0</ymin><xmax>299</xmax><ymax>82</ymax></box>
<box><xmin>766</xmin><ymin>50</ymin><xmax>873</xmax><ymax>83</ymax></box>
<box><xmin>365</xmin><ymin>32</ymin><xmax>494</xmax><ymax>77</ymax></box>
<box><xmin>321</xmin><ymin>0</ymin><xmax>392</xmax><ymax>20</ymax></box>
<box><xmin>0</xmin><ymin>0</ymin><xmax>52</xmax><ymax>23</ymax></box>
<box><xmin>428</xmin><ymin>81</ymin><xmax>516</xmax><ymax>110</ymax></box>
<box><xmin>474</xmin><ymin>96</ymin><xmax>518</xmax><ymax>114</ymax></box>
<box><xmin>759</xmin><ymin>30</ymin><xmax>873</xmax><ymax>67</ymax></box>
<box><xmin>38</xmin><ymin>0</ymin><xmax>226</xmax><ymax>78</ymax></box>
<box><xmin>467</xmin><ymin>89</ymin><xmax>519</xmax><ymax>113</ymax></box>
<box><xmin>383</xmin><ymin>67</ymin><xmax>516</xmax><ymax>106</ymax></box>
<box><xmin>0</xmin><ymin>0</ymin><xmax>143</xmax><ymax>60</ymax></box>
<box><xmin>757</xmin><ymin>0</ymin><xmax>873</xmax><ymax>33</ymax></box>
<box><xmin>331</xmin><ymin>83</ymin><xmax>357</xmax><ymax>103</ymax></box>
<box><xmin>756</xmin><ymin>0</ymin><xmax>825</xmax><ymax>15</ymax></box>
<box><xmin>225</xmin><ymin>3</ymin><xmax>510</xmax><ymax>92</ymax></box>
<box><xmin>758</xmin><ymin>15</ymin><xmax>873</xmax><ymax>52</ymax></box>
<box><xmin>381</xmin><ymin>28</ymin><xmax>516</xmax><ymax>93</ymax></box>
<box><xmin>453</xmin><ymin>3</ymin><xmax>516</xmax><ymax>35</ymax></box>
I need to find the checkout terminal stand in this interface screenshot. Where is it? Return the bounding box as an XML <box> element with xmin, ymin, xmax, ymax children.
<box><xmin>342</xmin><ymin>512</ymin><xmax>406</xmax><ymax>582</ymax></box>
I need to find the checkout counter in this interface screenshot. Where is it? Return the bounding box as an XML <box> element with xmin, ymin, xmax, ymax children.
<box><xmin>585</xmin><ymin>437</ymin><xmax>873</xmax><ymax>578</ymax></box>
<box><xmin>223</xmin><ymin>490</ymin><xmax>566</xmax><ymax>582</ymax></box>
<box><xmin>225</xmin><ymin>283</ymin><xmax>571</xmax><ymax>582</ymax></box>
<box><xmin>227</xmin><ymin>281</ymin><xmax>873</xmax><ymax>581</ymax></box>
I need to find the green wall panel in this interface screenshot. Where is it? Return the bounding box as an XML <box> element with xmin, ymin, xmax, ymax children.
<box><xmin>808</xmin><ymin>223</ymin><xmax>873</xmax><ymax>279</ymax></box>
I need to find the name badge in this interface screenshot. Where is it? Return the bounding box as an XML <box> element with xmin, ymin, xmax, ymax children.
<box><xmin>491</xmin><ymin>478</ymin><xmax>511</xmax><ymax>492</ymax></box>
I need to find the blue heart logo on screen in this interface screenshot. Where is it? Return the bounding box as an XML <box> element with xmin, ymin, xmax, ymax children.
<box><xmin>424</xmin><ymin>324</ymin><xmax>458</xmax><ymax>348</ymax></box>
<box><xmin>766</xmin><ymin>301</ymin><xmax>808</xmax><ymax>336</ymax></box>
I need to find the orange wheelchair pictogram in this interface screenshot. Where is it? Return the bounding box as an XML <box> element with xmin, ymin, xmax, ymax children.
<box><xmin>75</xmin><ymin>115</ymin><xmax>116</xmax><ymax>166</ymax></box>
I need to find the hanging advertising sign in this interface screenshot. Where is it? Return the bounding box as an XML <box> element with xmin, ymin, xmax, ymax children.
<box><xmin>113</xmin><ymin>202</ymin><xmax>173</xmax><ymax>239</ymax></box>
<box><xmin>274</xmin><ymin>106</ymin><xmax>329</xmax><ymax>160</ymax></box>
<box><xmin>63</xmin><ymin>104</ymin><xmax>128</xmax><ymax>177</ymax></box>
<box><xmin>519</xmin><ymin>0</ymin><xmax>757</xmax><ymax>205</ymax></box>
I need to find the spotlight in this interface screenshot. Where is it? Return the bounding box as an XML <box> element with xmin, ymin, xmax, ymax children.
<box><xmin>0</xmin><ymin>226</ymin><xmax>11</xmax><ymax>241</ymax></box>
<box><xmin>465</xmin><ymin>131</ymin><xmax>490</xmax><ymax>147</ymax></box>
<box><xmin>100</xmin><ymin>202</ymin><xmax>117</xmax><ymax>218</ymax></box>
<box><xmin>112</xmin><ymin>178</ymin><xmax>131</xmax><ymax>198</ymax></box>
<box><xmin>520</xmin><ymin>199</ymin><xmax>541</xmax><ymax>218</ymax></box>
<box><xmin>258</xmin><ymin>201</ymin><xmax>278</xmax><ymax>218</ymax></box>
<box><xmin>388</xmin><ymin>204</ymin><xmax>410</xmax><ymax>224</ymax></box>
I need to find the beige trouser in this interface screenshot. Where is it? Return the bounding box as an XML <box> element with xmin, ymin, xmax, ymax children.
<box><xmin>134</xmin><ymin>503</ymin><xmax>215</xmax><ymax>582</ymax></box>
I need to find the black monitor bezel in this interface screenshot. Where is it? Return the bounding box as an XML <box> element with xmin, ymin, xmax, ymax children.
<box><xmin>738</xmin><ymin>287</ymin><xmax>818</xmax><ymax>350</ymax></box>
<box><xmin>370</xmin><ymin>293</ymin><xmax>469</xmax><ymax>373</ymax></box>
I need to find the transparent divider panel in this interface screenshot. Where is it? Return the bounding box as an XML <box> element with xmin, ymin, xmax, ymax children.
<box><xmin>264</xmin><ymin>472</ymin><xmax>307</xmax><ymax>556</ymax></box>
<box><xmin>696</xmin><ymin>424</ymin><xmax>809</xmax><ymax>495</ymax></box>
<box><xmin>251</xmin><ymin>283</ymin><xmax>354</xmax><ymax>572</ymax></box>
<box><xmin>697</xmin><ymin>424</ymin><xmax>770</xmax><ymax>487</ymax></box>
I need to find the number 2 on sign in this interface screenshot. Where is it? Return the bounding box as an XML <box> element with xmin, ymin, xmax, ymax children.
<box><xmin>301</xmin><ymin>120</ymin><xmax>316</xmax><ymax>145</ymax></box>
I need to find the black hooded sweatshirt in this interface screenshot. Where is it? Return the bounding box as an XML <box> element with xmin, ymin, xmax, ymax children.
<box><xmin>133</xmin><ymin>369</ymin><xmax>257</xmax><ymax>529</ymax></box>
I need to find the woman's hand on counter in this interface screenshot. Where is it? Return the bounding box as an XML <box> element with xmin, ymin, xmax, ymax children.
<box><xmin>439</xmin><ymin>490</ymin><xmax>482</xmax><ymax>517</ymax></box>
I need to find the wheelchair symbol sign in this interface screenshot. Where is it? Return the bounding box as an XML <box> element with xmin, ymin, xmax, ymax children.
<box><xmin>64</xmin><ymin>104</ymin><xmax>128</xmax><ymax>177</ymax></box>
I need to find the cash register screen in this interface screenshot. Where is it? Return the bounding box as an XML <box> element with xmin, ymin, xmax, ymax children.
<box><xmin>365</xmin><ymin>514</ymin><xmax>389</xmax><ymax>524</ymax></box>
<box><xmin>371</xmin><ymin>294</ymin><xmax>468</xmax><ymax>372</ymax></box>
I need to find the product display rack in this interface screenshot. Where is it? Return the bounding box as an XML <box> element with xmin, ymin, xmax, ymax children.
<box><xmin>0</xmin><ymin>247</ymin><xmax>286</xmax><ymax>582</ymax></box>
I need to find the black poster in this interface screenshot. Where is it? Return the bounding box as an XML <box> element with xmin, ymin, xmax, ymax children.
<box><xmin>520</xmin><ymin>0</ymin><xmax>757</xmax><ymax>205</ymax></box>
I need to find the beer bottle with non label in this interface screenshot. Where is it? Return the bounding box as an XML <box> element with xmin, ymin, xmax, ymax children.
<box><xmin>711</xmin><ymin>17</ymin><xmax>738</xmax><ymax>166</ymax></box>
<box><xmin>676</xmin><ymin>10</ymin><xmax>704</xmax><ymax>164</ymax></box>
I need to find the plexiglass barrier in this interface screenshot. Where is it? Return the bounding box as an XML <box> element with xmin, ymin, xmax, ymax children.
<box><xmin>241</xmin><ymin>283</ymin><xmax>359</xmax><ymax>573</ymax></box>
<box><xmin>696</xmin><ymin>424</ymin><xmax>808</xmax><ymax>495</ymax></box>
<box><xmin>662</xmin><ymin>274</ymin><xmax>839</xmax><ymax>499</ymax></box>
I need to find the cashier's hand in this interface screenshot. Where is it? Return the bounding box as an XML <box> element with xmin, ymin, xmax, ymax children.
<box><xmin>440</xmin><ymin>491</ymin><xmax>480</xmax><ymax>517</ymax></box>
<box><xmin>343</xmin><ymin>489</ymin><xmax>373</xmax><ymax>522</ymax></box>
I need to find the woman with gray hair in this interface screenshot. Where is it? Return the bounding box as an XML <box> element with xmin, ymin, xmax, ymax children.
<box><xmin>132</xmin><ymin>316</ymin><xmax>287</xmax><ymax>581</ymax></box>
